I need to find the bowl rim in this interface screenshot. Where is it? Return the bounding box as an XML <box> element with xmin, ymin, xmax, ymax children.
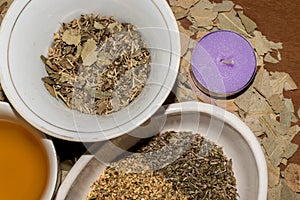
<box><xmin>0</xmin><ymin>101</ymin><xmax>59</xmax><ymax>200</ymax></box>
<box><xmin>0</xmin><ymin>0</ymin><xmax>181</xmax><ymax>142</ymax></box>
<box><xmin>56</xmin><ymin>101</ymin><xmax>268</xmax><ymax>200</ymax></box>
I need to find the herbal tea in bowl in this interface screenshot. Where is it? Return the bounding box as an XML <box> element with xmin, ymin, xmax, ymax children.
<box><xmin>56</xmin><ymin>102</ymin><xmax>267</xmax><ymax>200</ymax></box>
<box><xmin>0</xmin><ymin>0</ymin><xmax>180</xmax><ymax>141</ymax></box>
<box><xmin>0</xmin><ymin>102</ymin><xmax>59</xmax><ymax>200</ymax></box>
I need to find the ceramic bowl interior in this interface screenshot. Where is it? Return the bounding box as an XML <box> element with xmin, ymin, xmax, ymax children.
<box><xmin>56</xmin><ymin>102</ymin><xmax>267</xmax><ymax>200</ymax></box>
<box><xmin>0</xmin><ymin>0</ymin><xmax>180</xmax><ymax>141</ymax></box>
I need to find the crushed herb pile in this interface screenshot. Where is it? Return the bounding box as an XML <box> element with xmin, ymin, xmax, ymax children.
<box><xmin>169</xmin><ymin>0</ymin><xmax>300</xmax><ymax>199</ymax></box>
<box><xmin>41</xmin><ymin>14</ymin><xmax>151</xmax><ymax>115</ymax></box>
<box><xmin>86</xmin><ymin>131</ymin><xmax>237</xmax><ymax>200</ymax></box>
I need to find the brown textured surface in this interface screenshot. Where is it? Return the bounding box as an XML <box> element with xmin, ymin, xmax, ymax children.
<box><xmin>174</xmin><ymin>0</ymin><xmax>300</xmax><ymax>167</ymax></box>
<box><xmin>221</xmin><ymin>0</ymin><xmax>300</xmax><ymax>166</ymax></box>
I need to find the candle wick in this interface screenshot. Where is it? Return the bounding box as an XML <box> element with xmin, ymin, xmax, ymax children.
<box><xmin>221</xmin><ymin>59</ymin><xmax>235</xmax><ymax>65</ymax></box>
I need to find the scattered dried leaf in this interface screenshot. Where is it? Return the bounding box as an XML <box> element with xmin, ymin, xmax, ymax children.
<box><xmin>81</xmin><ymin>39</ymin><xmax>98</xmax><ymax>66</ymax></box>
<box><xmin>172</xmin><ymin>6</ymin><xmax>189</xmax><ymax>20</ymax></box>
<box><xmin>270</xmin><ymin>72</ymin><xmax>298</xmax><ymax>94</ymax></box>
<box><xmin>194</xmin><ymin>30</ymin><xmax>209</xmax><ymax>40</ymax></box>
<box><xmin>177</xmin><ymin>22</ymin><xmax>193</xmax><ymax>56</ymax></box>
<box><xmin>260</xmin><ymin>115</ymin><xmax>288</xmax><ymax>137</ymax></box>
<box><xmin>267</xmin><ymin>157</ymin><xmax>281</xmax><ymax>188</ymax></box>
<box><xmin>253</xmin><ymin>67</ymin><xmax>273</xmax><ymax>98</ymax></box>
<box><xmin>234</xmin><ymin>88</ymin><xmax>273</xmax><ymax>115</ymax></box>
<box><xmin>268</xmin><ymin>182</ymin><xmax>281</xmax><ymax>200</ymax></box>
<box><xmin>176</xmin><ymin>0</ymin><xmax>200</xmax><ymax>9</ymax></box>
<box><xmin>217</xmin><ymin>11</ymin><xmax>250</xmax><ymax>37</ymax></box>
<box><xmin>192</xmin><ymin>0</ymin><xmax>215</xmax><ymax>10</ymax></box>
<box><xmin>249</xmin><ymin>31</ymin><xmax>282</xmax><ymax>56</ymax></box>
<box><xmin>62</xmin><ymin>29</ymin><xmax>81</xmax><ymax>46</ymax></box>
<box><xmin>190</xmin><ymin>7</ymin><xmax>218</xmax><ymax>27</ymax></box>
<box><xmin>284</xmin><ymin>164</ymin><xmax>300</xmax><ymax>192</ymax></box>
<box><xmin>281</xmin><ymin>180</ymin><xmax>296</xmax><ymax>200</ymax></box>
<box><xmin>267</xmin><ymin>94</ymin><xmax>285</xmax><ymax>114</ymax></box>
<box><xmin>264</xmin><ymin>52</ymin><xmax>279</xmax><ymax>63</ymax></box>
<box><xmin>243</xmin><ymin>114</ymin><xmax>263</xmax><ymax>133</ymax></box>
<box><xmin>237</xmin><ymin>11</ymin><xmax>257</xmax><ymax>34</ymax></box>
<box><xmin>213</xmin><ymin>1</ymin><xmax>234</xmax><ymax>12</ymax></box>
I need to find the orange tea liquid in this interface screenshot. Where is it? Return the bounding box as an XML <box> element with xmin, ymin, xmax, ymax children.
<box><xmin>0</xmin><ymin>120</ymin><xmax>49</xmax><ymax>200</ymax></box>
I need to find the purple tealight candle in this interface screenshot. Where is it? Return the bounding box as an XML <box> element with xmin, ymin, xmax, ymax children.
<box><xmin>191</xmin><ymin>30</ymin><xmax>256</xmax><ymax>97</ymax></box>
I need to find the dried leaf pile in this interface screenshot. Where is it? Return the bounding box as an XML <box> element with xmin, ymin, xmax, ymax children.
<box><xmin>170</xmin><ymin>0</ymin><xmax>300</xmax><ymax>199</ymax></box>
<box><xmin>41</xmin><ymin>14</ymin><xmax>151</xmax><ymax>115</ymax></box>
<box><xmin>86</xmin><ymin>131</ymin><xmax>237</xmax><ymax>200</ymax></box>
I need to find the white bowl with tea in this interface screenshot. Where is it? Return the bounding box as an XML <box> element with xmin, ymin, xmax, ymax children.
<box><xmin>0</xmin><ymin>102</ymin><xmax>59</xmax><ymax>199</ymax></box>
<box><xmin>0</xmin><ymin>0</ymin><xmax>180</xmax><ymax>142</ymax></box>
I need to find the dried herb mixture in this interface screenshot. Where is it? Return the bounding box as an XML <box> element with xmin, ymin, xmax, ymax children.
<box><xmin>41</xmin><ymin>14</ymin><xmax>151</xmax><ymax>115</ymax></box>
<box><xmin>86</xmin><ymin>131</ymin><xmax>237</xmax><ymax>200</ymax></box>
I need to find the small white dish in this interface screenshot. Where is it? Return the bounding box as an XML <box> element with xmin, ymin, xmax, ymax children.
<box><xmin>0</xmin><ymin>102</ymin><xmax>59</xmax><ymax>200</ymax></box>
<box><xmin>56</xmin><ymin>102</ymin><xmax>267</xmax><ymax>200</ymax></box>
<box><xmin>0</xmin><ymin>0</ymin><xmax>180</xmax><ymax>142</ymax></box>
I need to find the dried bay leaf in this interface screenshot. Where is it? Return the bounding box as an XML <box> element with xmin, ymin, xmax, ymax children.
<box><xmin>284</xmin><ymin>99</ymin><xmax>295</xmax><ymax>112</ymax></box>
<box><xmin>268</xmin><ymin>182</ymin><xmax>281</xmax><ymax>200</ymax></box>
<box><xmin>172</xmin><ymin>6</ymin><xmax>189</xmax><ymax>20</ymax></box>
<box><xmin>260</xmin><ymin>115</ymin><xmax>288</xmax><ymax>137</ymax></box>
<box><xmin>285</xmin><ymin>164</ymin><xmax>300</xmax><ymax>193</ymax></box>
<box><xmin>215</xmin><ymin>99</ymin><xmax>238</xmax><ymax>113</ymax></box>
<box><xmin>179</xmin><ymin>56</ymin><xmax>191</xmax><ymax>74</ymax></box>
<box><xmin>267</xmin><ymin>157</ymin><xmax>280</xmax><ymax>188</ymax></box>
<box><xmin>177</xmin><ymin>22</ymin><xmax>193</xmax><ymax>56</ymax></box>
<box><xmin>234</xmin><ymin>4</ymin><xmax>243</xmax><ymax>10</ymax></box>
<box><xmin>270</xmin><ymin>72</ymin><xmax>298</xmax><ymax>94</ymax></box>
<box><xmin>213</xmin><ymin>1</ymin><xmax>234</xmax><ymax>12</ymax></box>
<box><xmin>169</xmin><ymin>0</ymin><xmax>178</xmax><ymax>6</ymax></box>
<box><xmin>253</xmin><ymin>67</ymin><xmax>273</xmax><ymax>98</ymax></box>
<box><xmin>81</xmin><ymin>39</ymin><xmax>97</xmax><ymax>66</ymax></box>
<box><xmin>243</xmin><ymin>114</ymin><xmax>263</xmax><ymax>133</ymax></box>
<box><xmin>281</xmin><ymin>180</ymin><xmax>296</xmax><ymax>200</ymax></box>
<box><xmin>176</xmin><ymin>0</ymin><xmax>199</xmax><ymax>9</ymax></box>
<box><xmin>234</xmin><ymin>88</ymin><xmax>273</xmax><ymax>114</ymax></box>
<box><xmin>195</xmin><ymin>30</ymin><xmax>209</xmax><ymax>40</ymax></box>
<box><xmin>284</xmin><ymin>75</ymin><xmax>298</xmax><ymax>91</ymax></box>
<box><xmin>217</xmin><ymin>11</ymin><xmax>250</xmax><ymax>38</ymax></box>
<box><xmin>249</xmin><ymin>31</ymin><xmax>282</xmax><ymax>56</ymax></box>
<box><xmin>264</xmin><ymin>52</ymin><xmax>279</xmax><ymax>63</ymax></box>
<box><xmin>267</xmin><ymin>94</ymin><xmax>285</xmax><ymax>114</ymax></box>
<box><xmin>283</xmin><ymin>143</ymin><xmax>298</xmax><ymax>160</ymax></box>
<box><xmin>262</xmin><ymin>137</ymin><xmax>285</xmax><ymax>167</ymax></box>
<box><xmin>62</xmin><ymin>29</ymin><xmax>81</xmax><ymax>46</ymax></box>
<box><xmin>280</xmin><ymin>109</ymin><xmax>293</xmax><ymax>128</ymax></box>
<box><xmin>255</xmin><ymin>52</ymin><xmax>264</xmax><ymax>67</ymax></box>
<box><xmin>281</xmin><ymin>158</ymin><xmax>288</xmax><ymax>166</ymax></box>
<box><xmin>174</xmin><ymin>85</ymin><xmax>198</xmax><ymax>102</ymax></box>
<box><xmin>192</xmin><ymin>0</ymin><xmax>215</xmax><ymax>10</ymax></box>
<box><xmin>237</xmin><ymin>11</ymin><xmax>257</xmax><ymax>34</ymax></box>
<box><xmin>284</xmin><ymin>125</ymin><xmax>300</xmax><ymax>142</ymax></box>
<box><xmin>234</xmin><ymin>89</ymin><xmax>255</xmax><ymax>113</ymax></box>
<box><xmin>190</xmin><ymin>7</ymin><xmax>218</xmax><ymax>27</ymax></box>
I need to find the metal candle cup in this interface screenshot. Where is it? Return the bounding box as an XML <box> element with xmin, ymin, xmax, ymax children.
<box><xmin>191</xmin><ymin>30</ymin><xmax>256</xmax><ymax>97</ymax></box>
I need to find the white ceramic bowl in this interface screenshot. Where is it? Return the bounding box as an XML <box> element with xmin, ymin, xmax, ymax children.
<box><xmin>56</xmin><ymin>102</ymin><xmax>267</xmax><ymax>200</ymax></box>
<box><xmin>0</xmin><ymin>102</ymin><xmax>59</xmax><ymax>200</ymax></box>
<box><xmin>0</xmin><ymin>0</ymin><xmax>180</xmax><ymax>142</ymax></box>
